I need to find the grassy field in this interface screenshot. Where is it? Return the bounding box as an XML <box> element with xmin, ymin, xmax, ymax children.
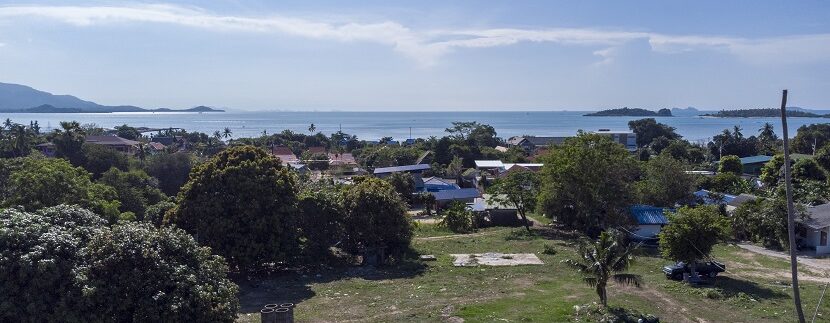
<box><xmin>236</xmin><ymin>224</ymin><xmax>830</xmax><ymax>322</ymax></box>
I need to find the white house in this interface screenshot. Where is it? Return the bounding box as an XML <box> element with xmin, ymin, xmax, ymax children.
<box><xmin>629</xmin><ymin>205</ymin><xmax>673</xmax><ymax>241</ymax></box>
<box><xmin>800</xmin><ymin>203</ymin><xmax>830</xmax><ymax>255</ymax></box>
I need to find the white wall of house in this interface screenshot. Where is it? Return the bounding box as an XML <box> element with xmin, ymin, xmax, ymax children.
<box><xmin>804</xmin><ymin>228</ymin><xmax>830</xmax><ymax>255</ymax></box>
<box><xmin>634</xmin><ymin>224</ymin><xmax>663</xmax><ymax>238</ymax></box>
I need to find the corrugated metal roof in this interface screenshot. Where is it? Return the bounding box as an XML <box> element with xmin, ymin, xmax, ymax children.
<box><xmin>801</xmin><ymin>203</ymin><xmax>830</xmax><ymax>229</ymax></box>
<box><xmin>475</xmin><ymin>160</ymin><xmax>504</xmax><ymax>168</ymax></box>
<box><xmin>373</xmin><ymin>163</ymin><xmax>431</xmax><ymax>174</ymax></box>
<box><xmin>739</xmin><ymin>155</ymin><xmax>773</xmax><ymax>165</ymax></box>
<box><xmin>694</xmin><ymin>189</ymin><xmax>737</xmax><ymax>205</ymax></box>
<box><xmin>432</xmin><ymin>188</ymin><xmax>481</xmax><ymax>201</ymax></box>
<box><xmin>630</xmin><ymin>205</ymin><xmax>672</xmax><ymax>225</ymax></box>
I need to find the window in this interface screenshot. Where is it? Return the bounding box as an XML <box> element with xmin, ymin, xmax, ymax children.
<box><xmin>821</xmin><ymin>231</ymin><xmax>827</xmax><ymax>246</ymax></box>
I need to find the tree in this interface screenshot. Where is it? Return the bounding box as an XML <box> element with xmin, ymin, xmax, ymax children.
<box><xmin>757</xmin><ymin>122</ymin><xmax>779</xmax><ymax>155</ymax></box>
<box><xmin>222</xmin><ymin>127</ymin><xmax>233</xmax><ymax>139</ymax></box>
<box><xmin>52</xmin><ymin>121</ymin><xmax>86</xmax><ymax>165</ymax></box>
<box><xmin>308</xmin><ymin>123</ymin><xmax>316</xmax><ymax>134</ymax></box>
<box><xmin>76</xmin><ymin>222</ymin><xmax>239</xmax><ymax>322</ymax></box>
<box><xmin>627</xmin><ymin>118</ymin><xmax>680</xmax><ymax>147</ymax></box>
<box><xmin>537</xmin><ymin>133</ymin><xmax>639</xmax><ymax>235</ymax></box>
<box><xmin>792</xmin><ymin>124</ymin><xmax>830</xmax><ymax>154</ymax></box>
<box><xmin>80</xmin><ymin>143</ymin><xmax>130</xmax><ymax>178</ymax></box>
<box><xmin>439</xmin><ymin>201</ymin><xmax>475</xmax><ymax>233</ymax></box>
<box><xmin>144</xmin><ymin>152</ymin><xmax>194</xmax><ymax>196</ymax></box>
<box><xmin>114</xmin><ymin>124</ymin><xmax>141</xmax><ymax>140</ymax></box>
<box><xmin>384</xmin><ymin>172</ymin><xmax>415</xmax><ymax>204</ymax></box>
<box><xmin>98</xmin><ymin>168</ymin><xmax>166</xmax><ymax>219</ymax></box>
<box><xmin>760</xmin><ymin>155</ymin><xmax>786</xmax><ymax>187</ymax></box>
<box><xmin>718</xmin><ymin>155</ymin><xmax>743</xmax><ymax>175</ymax></box>
<box><xmin>297</xmin><ymin>188</ymin><xmax>346</xmax><ymax>260</ymax></box>
<box><xmin>637</xmin><ymin>155</ymin><xmax>694</xmax><ymax>207</ymax></box>
<box><xmin>708</xmin><ymin>127</ymin><xmax>759</xmax><ymax>158</ymax></box>
<box><xmin>489</xmin><ymin>170</ymin><xmax>540</xmax><ymax>231</ymax></box>
<box><xmin>341</xmin><ymin>177</ymin><xmax>413</xmax><ymax>256</ymax></box>
<box><xmin>0</xmin><ymin>205</ymin><xmax>106</xmax><ymax>322</ymax></box>
<box><xmin>1</xmin><ymin>156</ymin><xmax>120</xmax><ymax>222</ymax></box>
<box><xmin>445</xmin><ymin>155</ymin><xmax>464</xmax><ymax>178</ymax></box>
<box><xmin>562</xmin><ymin>231</ymin><xmax>642</xmax><ymax>307</ymax></box>
<box><xmin>793</xmin><ymin>158</ymin><xmax>827</xmax><ymax>182</ymax></box>
<box><xmin>699</xmin><ymin>172</ymin><xmax>751</xmax><ymax>195</ymax></box>
<box><xmin>659</xmin><ymin>206</ymin><xmax>730</xmax><ymax>280</ymax></box>
<box><xmin>167</xmin><ymin>145</ymin><xmax>299</xmax><ymax>270</ymax></box>
<box><xmin>816</xmin><ymin>144</ymin><xmax>830</xmax><ymax>173</ymax></box>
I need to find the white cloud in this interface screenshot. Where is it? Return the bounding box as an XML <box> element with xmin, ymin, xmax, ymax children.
<box><xmin>0</xmin><ymin>4</ymin><xmax>828</xmax><ymax>66</ymax></box>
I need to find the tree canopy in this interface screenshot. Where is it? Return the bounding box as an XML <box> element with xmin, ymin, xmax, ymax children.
<box><xmin>341</xmin><ymin>177</ymin><xmax>413</xmax><ymax>255</ymax></box>
<box><xmin>167</xmin><ymin>145</ymin><xmax>300</xmax><ymax>270</ymax></box>
<box><xmin>659</xmin><ymin>206</ymin><xmax>730</xmax><ymax>265</ymax></box>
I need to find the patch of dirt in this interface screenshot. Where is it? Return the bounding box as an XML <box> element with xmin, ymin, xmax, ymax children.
<box><xmin>414</xmin><ymin>228</ymin><xmax>510</xmax><ymax>241</ymax></box>
<box><xmin>617</xmin><ymin>284</ymin><xmax>698</xmax><ymax>323</ymax></box>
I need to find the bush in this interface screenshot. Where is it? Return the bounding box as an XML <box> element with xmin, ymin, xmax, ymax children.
<box><xmin>98</xmin><ymin>168</ymin><xmax>166</xmax><ymax>220</ymax></box>
<box><xmin>542</xmin><ymin>244</ymin><xmax>557</xmax><ymax>255</ymax></box>
<box><xmin>718</xmin><ymin>155</ymin><xmax>743</xmax><ymax>175</ymax></box>
<box><xmin>76</xmin><ymin>222</ymin><xmax>239</xmax><ymax>322</ymax></box>
<box><xmin>342</xmin><ymin>177</ymin><xmax>413</xmax><ymax>255</ymax></box>
<box><xmin>439</xmin><ymin>201</ymin><xmax>475</xmax><ymax>233</ymax></box>
<box><xmin>167</xmin><ymin>145</ymin><xmax>300</xmax><ymax>270</ymax></box>
<box><xmin>0</xmin><ymin>205</ymin><xmax>105</xmax><ymax>322</ymax></box>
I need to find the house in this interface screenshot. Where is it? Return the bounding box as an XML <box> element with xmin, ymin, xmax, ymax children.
<box><xmin>271</xmin><ymin>146</ymin><xmax>300</xmax><ymax>165</ymax></box>
<box><xmin>470</xmin><ymin>194</ymin><xmax>521</xmax><ymax>226</ymax></box>
<box><xmin>693</xmin><ymin>189</ymin><xmax>736</xmax><ymax>206</ymax></box>
<box><xmin>629</xmin><ymin>205</ymin><xmax>673</xmax><ymax>241</ymax></box>
<box><xmin>422</xmin><ymin>176</ymin><xmax>460</xmax><ymax>192</ymax></box>
<box><xmin>738</xmin><ymin>155</ymin><xmax>773</xmax><ymax>175</ymax></box>
<box><xmin>147</xmin><ymin>142</ymin><xmax>166</xmax><ymax>154</ymax></box>
<box><xmin>373</xmin><ymin>164</ymin><xmax>431</xmax><ymax>177</ymax></box>
<box><xmin>726</xmin><ymin>193</ymin><xmax>758</xmax><ymax>212</ymax></box>
<box><xmin>799</xmin><ymin>204</ymin><xmax>830</xmax><ymax>255</ymax></box>
<box><xmin>328</xmin><ymin>152</ymin><xmax>356</xmax><ymax>166</ymax></box>
<box><xmin>84</xmin><ymin>135</ymin><xmax>140</xmax><ymax>154</ymax></box>
<box><xmin>474</xmin><ymin>160</ymin><xmax>543</xmax><ymax>176</ymax></box>
<box><xmin>592</xmin><ymin>129</ymin><xmax>638</xmax><ymax>152</ymax></box>
<box><xmin>431</xmin><ymin>188</ymin><xmax>482</xmax><ymax>209</ymax></box>
<box><xmin>35</xmin><ymin>142</ymin><xmax>56</xmax><ymax>156</ymax></box>
<box><xmin>507</xmin><ymin>136</ymin><xmax>568</xmax><ymax>152</ymax></box>
<box><xmin>306</xmin><ymin>146</ymin><xmax>327</xmax><ymax>155</ymax></box>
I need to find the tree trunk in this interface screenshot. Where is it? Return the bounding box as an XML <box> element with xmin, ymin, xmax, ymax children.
<box><xmin>518</xmin><ymin>209</ymin><xmax>531</xmax><ymax>232</ymax></box>
<box><xmin>597</xmin><ymin>283</ymin><xmax>608</xmax><ymax>307</ymax></box>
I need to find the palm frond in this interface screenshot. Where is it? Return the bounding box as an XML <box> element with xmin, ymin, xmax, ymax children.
<box><xmin>561</xmin><ymin>259</ymin><xmax>588</xmax><ymax>272</ymax></box>
<box><xmin>612</xmin><ymin>273</ymin><xmax>643</xmax><ymax>288</ymax></box>
<box><xmin>582</xmin><ymin>277</ymin><xmax>598</xmax><ymax>287</ymax></box>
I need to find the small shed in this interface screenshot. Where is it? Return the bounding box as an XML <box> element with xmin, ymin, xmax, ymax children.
<box><xmin>799</xmin><ymin>203</ymin><xmax>830</xmax><ymax>255</ymax></box>
<box><xmin>432</xmin><ymin>188</ymin><xmax>481</xmax><ymax>209</ymax></box>
<box><xmin>629</xmin><ymin>205</ymin><xmax>672</xmax><ymax>241</ymax></box>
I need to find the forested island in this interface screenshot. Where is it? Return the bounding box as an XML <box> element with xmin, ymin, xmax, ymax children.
<box><xmin>584</xmin><ymin>107</ymin><xmax>672</xmax><ymax>117</ymax></box>
<box><xmin>701</xmin><ymin>108</ymin><xmax>825</xmax><ymax>118</ymax></box>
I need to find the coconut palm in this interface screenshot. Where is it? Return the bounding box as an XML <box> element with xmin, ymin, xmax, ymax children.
<box><xmin>562</xmin><ymin>231</ymin><xmax>643</xmax><ymax>307</ymax></box>
<box><xmin>222</xmin><ymin>127</ymin><xmax>233</xmax><ymax>139</ymax></box>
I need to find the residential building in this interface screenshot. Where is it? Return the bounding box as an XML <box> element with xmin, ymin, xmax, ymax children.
<box><xmin>431</xmin><ymin>188</ymin><xmax>482</xmax><ymax>209</ymax></box>
<box><xmin>84</xmin><ymin>135</ymin><xmax>141</xmax><ymax>154</ymax></box>
<box><xmin>271</xmin><ymin>146</ymin><xmax>300</xmax><ymax>165</ymax></box>
<box><xmin>738</xmin><ymin>155</ymin><xmax>773</xmax><ymax>175</ymax></box>
<box><xmin>799</xmin><ymin>203</ymin><xmax>830</xmax><ymax>255</ymax></box>
<box><xmin>421</xmin><ymin>176</ymin><xmax>460</xmax><ymax>192</ymax></box>
<box><xmin>629</xmin><ymin>205</ymin><xmax>673</xmax><ymax>241</ymax></box>
<box><xmin>470</xmin><ymin>194</ymin><xmax>521</xmax><ymax>226</ymax></box>
<box><xmin>592</xmin><ymin>129</ymin><xmax>638</xmax><ymax>152</ymax></box>
<box><xmin>506</xmin><ymin>136</ymin><xmax>568</xmax><ymax>152</ymax></box>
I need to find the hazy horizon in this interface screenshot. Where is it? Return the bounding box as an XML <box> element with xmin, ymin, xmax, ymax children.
<box><xmin>1</xmin><ymin>1</ymin><xmax>828</xmax><ymax>111</ymax></box>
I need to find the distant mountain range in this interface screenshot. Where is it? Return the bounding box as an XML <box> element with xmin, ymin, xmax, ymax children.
<box><xmin>0</xmin><ymin>82</ymin><xmax>223</xmax><ymax>113</ymax></box>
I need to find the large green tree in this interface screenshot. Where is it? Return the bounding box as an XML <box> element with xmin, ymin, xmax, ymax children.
<box><xmin>144</xmin><ymin>152</ymin><xmax>195</xmax><ymax>196</ymax></box>
<box><xmin>297</xmin><ymin>187</ymin><xmax>346</xmax><ymax>260</ymax></box>
<box><xmin>628</xmin><ymin>118</ymin><xmax>681</xmax><ymax>147</ymax></box>
<box><xmin>537</xmin><ymin>133</ymin><xmax>639</xmax><ymax>235</ymax></box>
<box><xmin>718</xmin><ymin>155</ymin><xmax>743</xmax><ymax>175</ymax></box>
<box><xmin>562</xmin><ymin>231</ymin><xmax>642</xmax><ymax>307</ymax></box>
<box><xmin>167</xmin><ymin>145</ymin><xmax>300</xmax><ymax>270</ymax></box>
<box><xmin>80</xmin><ymin>143</ymin><xmax>130</xmax><ymax>178</ymax></box>
<box><xmin>637</xmin><ymin>155</ymin><xmax>695</xmax><ymax>207</ymax></box>
<box><xmin>659</xmin><ymin>206</ymin><xmax>730</xmax><ymax>280</ymax></box>
<box><xmin>98</xmin><ymin>168</ymin><xmax>166</xmax><ymax>219</ymax></box>
<box><xmin>341</xmin><ymin>177</ymin><xmax>413</xmax><ymax>256</ymax></box>
<box><xmin>52</xmin><ymin>121</ymin><xmax>86</xmax><ymax>165</ymax></box>
<box><xmin>384</xmin><ymin>171</ymin><xmax>416</xmax><ymax>204</ymax></box>
<box><xmin>489</xmin><ymin>170</ymin><xmax>540</xmax><ymax>231</ymax></box>
<box><xmin>1</xmin><ymin>156</ymin><xmax>120</xmax><ymax>221</ymax></box>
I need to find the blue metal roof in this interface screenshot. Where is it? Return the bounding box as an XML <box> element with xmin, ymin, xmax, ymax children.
<box><xmin>629</xmin><ymin>205</ymin><xmax>672</xmax><ymax>225</ymax></box>
<box><xmin>693</xmin><ymin>189</ymin><xmax>737</xmax><ymax>205</ymax></box>
<box><xmin>373</xmin><ymin>164</ymin><xmax>431</xmax><ymax>174</ymax></box>
<box><xmin>739</xmin><ymin>155</ymin><xmax>773</xmax><ymax>165</ymax></box>
<box><xmin>431</xmin><ymin>188</ymin><xmax>481</xmax><ymax>201</ymax></box>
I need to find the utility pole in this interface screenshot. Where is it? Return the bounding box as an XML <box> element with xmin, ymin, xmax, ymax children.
<box><xmin>781</xmin><ymin>89</ymin><xmax>806</xmax><ymax>323</ymax></box>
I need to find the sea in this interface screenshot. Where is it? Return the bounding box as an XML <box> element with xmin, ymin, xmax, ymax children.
<box><xmin>4</xmin><ymin>111</ymin><xmax>829</xmax><ymax>143</ymax></box>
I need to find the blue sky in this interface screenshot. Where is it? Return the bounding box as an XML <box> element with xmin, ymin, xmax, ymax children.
<box><xmin>0</xmin><ymin>0</ymin><xmax>828</xmax><ymax>111</ymax></box>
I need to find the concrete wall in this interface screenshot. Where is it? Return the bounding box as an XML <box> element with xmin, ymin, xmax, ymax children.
<box><xmin>804</xmin><ymin>228</ymin><xmax>830</xmax><ymax>255</ymax></box>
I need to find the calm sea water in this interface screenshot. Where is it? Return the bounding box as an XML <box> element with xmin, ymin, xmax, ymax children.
<box><xmin>4</xmin><ymin>111</ymin><xmax>829</xmax><ymax>143</ymax></box>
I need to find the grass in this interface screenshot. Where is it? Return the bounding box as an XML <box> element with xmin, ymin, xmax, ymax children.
<box><xmin>236</xmin><ymin>227</ymin><xmax>830</xmax><ymax>322</ymax></box>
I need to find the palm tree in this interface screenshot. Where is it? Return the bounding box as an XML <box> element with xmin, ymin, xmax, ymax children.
<box><xmin>222</xmin><ymin>127</ymin><xmax>232</xmax><ymax>139</ymax></box>
<box><xmin>11</xmin><ymin>124</ymin><xmax>31</xmax><ymax>157</ymax></box>
<box><xmin>308</xmin><ymin>123</ymin><xmax>316</xmax><ymax>134</ymax></box>
<box><xmin>562</xmin><ymin>231</ymin><xmax>643</xmax><ymax>307</ymax></box>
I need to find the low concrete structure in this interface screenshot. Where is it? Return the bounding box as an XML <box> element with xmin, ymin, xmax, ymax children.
<box><xmin>451</xmin><ymin>253</ymin><xmax>544</xmax><ymax>267</ymax></box>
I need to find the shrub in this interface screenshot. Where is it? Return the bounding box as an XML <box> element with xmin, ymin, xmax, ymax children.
<box><xmin>718</xmin><ymin>155</ymin><xmax>743</xmax><ymax>175</ymax></box>
<box><xmin>542</xmin><ymin>244</ymin><xmax>558</xmax><ymax>255</ymax></box>
<box><xmin>76</xmin><ymin>222</ymin><xmax>239</xmax><ymax>322</ymax></box>
<box><xmin>439</xmin><ymin>201</ymin><xmax>475</xmax><ymax>233</ymax></box>
<box><xmin>0</xmin><ymin>205</ymin><xmax>105</xmax><ymax>322</ymax></box>
<box><xmin>167</xmin><ymin>145</ymin><xmax>300</xmax><ymax>270</ymax></box>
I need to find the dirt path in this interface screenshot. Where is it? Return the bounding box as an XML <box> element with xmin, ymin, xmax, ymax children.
<box><xmin>736</xmin><ymin>243</ymin><xmax>830</xmax><ymax>272</ymax></box>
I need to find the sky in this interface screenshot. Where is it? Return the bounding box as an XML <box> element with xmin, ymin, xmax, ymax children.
<box><xmin>0</xmin><ymin>0</ymin><xmax>828</xmax><ymax>111</ymax></box>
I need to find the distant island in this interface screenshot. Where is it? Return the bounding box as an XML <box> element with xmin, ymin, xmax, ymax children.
<box><xmin>0</xmin><ymin>82</ymin><xmax>224</xmax><ymax>113</ymax></box>
<box><xmin>585</xmin><ymin>107</ymin><xmax>672</xmax><ymax>117</ymax></box>
<box><xmin>701</xmin><ymin>108</ymin><xmax>825</xmax><ymax>118</ymax></box>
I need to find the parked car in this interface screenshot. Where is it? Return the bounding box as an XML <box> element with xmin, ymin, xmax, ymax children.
<box><xmin>663</xmin><ymin>261</ymin><xmax>725</xmax><ymax>280</ymax></box>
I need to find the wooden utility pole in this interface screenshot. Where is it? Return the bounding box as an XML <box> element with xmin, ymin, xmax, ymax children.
<box><xmin>781</xmin><ymin>89</ymin><xmax>806</xmax><ymax>323</ymax></box>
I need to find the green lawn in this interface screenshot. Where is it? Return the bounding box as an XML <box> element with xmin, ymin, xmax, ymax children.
<box><xmin>236</xmin><ymin>224</ymin><xmax>830</xmax><ymax>322</ymax></box>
